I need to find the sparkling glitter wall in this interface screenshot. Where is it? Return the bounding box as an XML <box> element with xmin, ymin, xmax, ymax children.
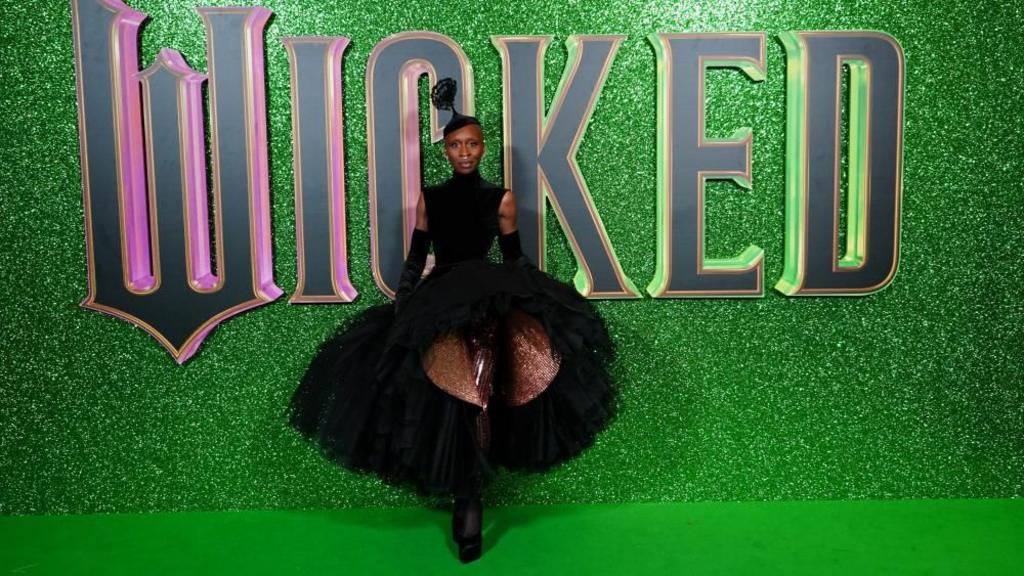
<box><xmin>1</xmin><ymin>0</ymin><xmax>1021</xmax><ymax>515</ymax></box>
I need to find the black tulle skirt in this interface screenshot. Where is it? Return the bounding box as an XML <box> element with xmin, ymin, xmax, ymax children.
<box><xmin>287</xmin><ymin>258</ymin><xmax>617</xmax><ymax>498</ymax></box>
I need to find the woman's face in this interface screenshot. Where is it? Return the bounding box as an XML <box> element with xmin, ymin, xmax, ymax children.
<box><xmin>443</xmin><ymin>124</ymin><xmax>485</xmax><ymax>175</ymax></box>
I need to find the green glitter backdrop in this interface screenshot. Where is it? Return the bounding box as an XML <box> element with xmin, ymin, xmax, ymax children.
<box><xmin>1</xmin><ymin>0</ymin><xmax>1022</xmax><ymax>515</ymax></box>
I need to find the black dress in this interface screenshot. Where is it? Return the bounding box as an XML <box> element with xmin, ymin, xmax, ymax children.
<box><xmin>288</xmin><ymin>169</ymin><xmax>618</xmax><ymax>499</ymax></box>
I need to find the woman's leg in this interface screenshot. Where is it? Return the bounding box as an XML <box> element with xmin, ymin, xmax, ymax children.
<box><xmin>451</xmin><ymin>314</ymin><xmax>499</xmax><ymax>561</ymax></box>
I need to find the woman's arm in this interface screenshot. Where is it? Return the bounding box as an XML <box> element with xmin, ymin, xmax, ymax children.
<box><xmin>497</xmin><ymin>190</ymin><xmax>529</xmax><ymax>265</ymax></box>
<box><xmin>395</xmin><ymin>190</ymin><xmax>431</xmax><ymax>314</ymax></box>
<box><xmin>498</xmin><ymin>189</ymin><xmax>516</xmax><ymax>234</ymax></box>
<box><xmin>416</xmin><ymin>189</ymin><xmax>429</xmax><ymax>231</ymax></box>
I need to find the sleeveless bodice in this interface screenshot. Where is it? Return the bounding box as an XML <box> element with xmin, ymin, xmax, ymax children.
<box><xmin>422</xmin><ymin>170</ymin><xmax>506</xmax><ymax>267</ymax></box>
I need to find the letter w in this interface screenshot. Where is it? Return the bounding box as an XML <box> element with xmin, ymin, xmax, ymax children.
<box><xmin>71</xmin><ymin>0</ymin><xmax>280</xmax><ymax>363</ymax></box>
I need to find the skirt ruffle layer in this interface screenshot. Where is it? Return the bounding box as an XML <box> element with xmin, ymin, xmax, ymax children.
<box><xmin>288</xmin><ymin>260</ymin><xmax>617</xmax><ymax>498</ymax></box>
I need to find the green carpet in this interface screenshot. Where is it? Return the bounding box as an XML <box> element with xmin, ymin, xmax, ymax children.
<box><xmin>2</xmin><ymin>499</ymin><xmax>1021</xmax><ymax>575</ymax></box>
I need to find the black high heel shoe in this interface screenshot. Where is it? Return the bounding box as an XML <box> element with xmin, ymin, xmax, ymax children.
<box><xmin>458</xmin><ymin>534</ymin><xmax>482</xmax><ymax>563</ymax></box>
<box><xmin>452</xmin><ymin>494</ymin><xmax>483</xmax><ymax>562</ymax></box>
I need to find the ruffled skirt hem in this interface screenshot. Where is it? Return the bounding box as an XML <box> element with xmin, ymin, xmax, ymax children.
<box><xmin>287</xmin><ymin>260</ymin><xmax>618</xmax><ymax>498</ymax></box>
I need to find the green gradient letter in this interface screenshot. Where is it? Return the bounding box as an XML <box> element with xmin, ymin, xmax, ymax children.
<box><xmin>647</xmin><ymin>33</ymin><xmax>767</xmax><ymax>298</ymax></box>
<box><xmin>776</xmin><ymin>32</ymin><xmax>905</xmax><ymax>296</ymax></box>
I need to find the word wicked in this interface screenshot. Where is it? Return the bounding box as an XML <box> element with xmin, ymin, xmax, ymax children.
<box><xmin>70</xmin><ymin>0</ymin><xmax>904</xmax><ymax>362</ymax></box>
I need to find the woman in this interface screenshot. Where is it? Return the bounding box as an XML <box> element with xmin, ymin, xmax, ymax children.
<box><xmin>288</xmin><ymin>77</ymin><xmax>617</xmax><ymax>563</ymax></box>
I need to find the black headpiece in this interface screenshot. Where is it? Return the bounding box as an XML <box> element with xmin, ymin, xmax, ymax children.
<box><xmin>430</xmin><ymin>77</ymin><xmax>480</xmax><ymax>137</ymax></box>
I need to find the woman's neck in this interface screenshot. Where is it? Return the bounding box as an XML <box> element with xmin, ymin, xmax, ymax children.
<box><xmin>450</xmin><ymin>168</ymin><xmax>482</xmax><ymax>188</ymax></box>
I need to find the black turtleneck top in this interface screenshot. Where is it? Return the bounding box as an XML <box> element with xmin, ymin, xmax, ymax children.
<box><xmin>422</xmin><ymin>169</ymin><xmax>507</xmax><ymax>267</ymax></box>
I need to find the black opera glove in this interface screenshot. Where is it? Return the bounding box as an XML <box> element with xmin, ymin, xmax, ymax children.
<box><xmin>394</xmin><ymin>227</ymin><xmax>431</xmax><ymax>316</ymax></box>
<box><xmin>498</xmin><ymin>229</ymin><xmax>534</xmax><ymax>270</ymax></box>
